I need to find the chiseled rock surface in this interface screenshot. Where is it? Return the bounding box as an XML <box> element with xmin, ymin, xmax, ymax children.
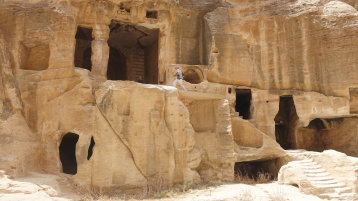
<box><xmin>0</xmin><ymin>31</ymin><xmax>40</xmax><ymax>177</ymax></box>
<box><xmin>179</xmin><ymin>91</ymin><xmax>235</xmax><ymax>181</ymax></box>
<box><xmin>95</xmin><ymin>82</ymin><xmax>235</xmax><ymax>188</ymax></box>
<box><xmin>95</xmin><ymin>81</ymin><xmax>201</xmax><ymax>188</ymax></box>
<box><xmin>1</xmin><ymin>0</ymin><xmax>358</xmax><ymax>196</ymax></box>
<box><xmin>206</xmin><ymin>0</ymin><xmax>358</xmax><ymax>97</ymax></box>
<box><xmin>232</xmin><ymin>117</ymin><xmax>286</xmax><ymax>162</ymax></box>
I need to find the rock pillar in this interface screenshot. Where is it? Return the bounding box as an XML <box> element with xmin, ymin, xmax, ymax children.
<box><xmin>91</xmin><ymin>25</ymin><xmax>109</xmax><ymax>82</ymax></box>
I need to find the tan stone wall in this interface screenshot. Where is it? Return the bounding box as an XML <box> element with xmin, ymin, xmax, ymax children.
<box><xmin>205</xmin><ymin>0</ymin><xmax>358</xmax><ymax>97</ymax></box>
<box><xmin>3</xmin><ymin>0</ymin><xmax>358</xmax><ymax>193</ymax></box>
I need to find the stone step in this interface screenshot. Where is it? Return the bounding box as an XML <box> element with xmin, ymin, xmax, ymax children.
<box><xmin>295</xmin><ymin>161</ymin><xmax>316</xmax><ymax>166</ymax></box>
<box><xmin>313</xmin><ymin>182</ymin><xmax>345</xmax><ymax>189</ymax></box>
<box><xmin>304</xmin><ymin>168</ymin><xmax>326</xmax><ymax>174</ymax></box>
<box><xmin>297</xmin><ymin>164</ymin><xmax>322</xmax><ymax>169</ymax></box>
<box><xmin>307</xmin><ymin>176</ymin><xmax>335</xmax><ymax>181</ymax></box>
<box><xmin>291</xmin><ymin>161</ymin><xmax>316</xmax><ymax>166</ymax></box>
<box><xmin>296</xmin><ymin>159</ymin><xmax>314</xmax><ymax>163</ymax></box>
<box><xmin>320</xmin><ymin>192</ymin><xmax>357</xmax><ymax>200</ymax></box>
<box><xmin>334</xmin><ymin>187</ymin><xmax>352</xmax><ymax>194</ymax></box>
<box><xmin>310</xmin><ymin>179</ymin><xmax>338</xmax><ymax>185</ymax></box>
<box><xmin>290</xmin><ymin>160</ymin><xmax>315</xmax><ymax>164</ymax></box>
<box><xmin>305</xmin><ymin>172</ymin><xmax>330</xmax><ymax>177</ymax></box>
<box><xmin>339</xmin><ymin>193</ymin><xmax>358</xmax><ymax>200</ymax></box>
<box><xmin>320</xmin><ymin>192</ymin><xmax>340</xmax><ymax>199</ymax></box>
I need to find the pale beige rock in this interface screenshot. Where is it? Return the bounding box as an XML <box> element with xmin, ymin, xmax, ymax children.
<box><xmin>95</xmin><ymin>81</ymin><xmax>201</xmax><ymax>187</ymax></box>
<box><xmin>179</xmin><ymin>91</ymin><xmax>235</xmax><ymax>181</ymax></box>
<box><xmin>232</xmin><ymin>118</ymin><xmax>263</xmax><ymax>148</ymax></box>
<box><xmin>232</xmin><ymin>117</ymin><xmax>286</xmax><ymax>162</ymax></box>
<box><xmin>279</xmin><ymin>150</ymin><xmax>358</xmax><ymax>200</ymax></box>
<box><xmin>204</xmin><ymin>0</ymin><xmax>358</xmax><ymax>97</ymax></box>
<box><xmin>2</xmin><ymin>0</ymin><xmax>358</xmax><ymax>197</ymax></box>
<box><xmin>0</xmin><ymin>31</ymin><xmax>40</xmax><ymax>177</ymax></box>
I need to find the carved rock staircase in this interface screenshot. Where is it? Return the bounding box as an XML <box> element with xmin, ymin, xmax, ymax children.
<box><xmin>286</xmin><ymin>150</ymin><xmax>358</xmax><ymax>200</ymax></box>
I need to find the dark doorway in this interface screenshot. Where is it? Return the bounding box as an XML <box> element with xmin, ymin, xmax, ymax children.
<box><xmin>274</xmin><ymin>95</ymin><xmax>299</xmax><ymax>149</ymax></box>
<box><xmin>107</xmin><ymin>47</ymin><xmax>127</xmax><ymax>80</ymax></box>
<box><xmin>74</xmin><ymin>26</ymin><xmax>93</xmax><ymax>71</ymax></box>
<box><xmin>87</xmin><ymin>136</ymin><xmax>95</xmax><ymax>160</ymax></box>
<box><xmin>107</xmin><ymin>20</ymin><xmax>159</xmax><ymax>84</ymax></box>
<box><xmin>59</xmin><ymin>133</ymin><xmax>79</xmax><ymax>175</ymax></box>
<box><xmin>235</xmin><ymin>89</ymin><xmax>252</xmax><ymax>119</ymax></box>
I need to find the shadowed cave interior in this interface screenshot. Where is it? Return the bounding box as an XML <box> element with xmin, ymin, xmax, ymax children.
<box><xmin>59</xmin><ymin>133</ymin><xmax>79</xmax><ymax>175</ymax></box>
<box><xmin>74</xmin><ymin>26</ymin><xmax>93</xmax><ymax>71</ymax></box>
<box><xmin>234</xmin><ymin>159</ymin><xmax>279</xmax><ymax>182</ymax></box>
<box><xmin>107</xmin><ymin>20</ymin><xmax>159</xmax><ymax>84</ymax></box>
<box><xmin>235</xmin><ymin>89</ymin><xmax>252</xmax><ymax>120</ymax></box>
<box><xmin>274</xmin><ymin>95</ymin><xmax>299</xmax><ymax>150</ymax></box>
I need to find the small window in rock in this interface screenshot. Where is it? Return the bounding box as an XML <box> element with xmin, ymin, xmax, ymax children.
<box><xmin>228</xmin><ymin>88</ymin><xmax>232</xmax><ymax>94</ymax></box>
<box><xmin>146</xmin><ymin>10</ymin><xmax>158</xmax><ymax>19</ymax></box>
<box><xmin>235</xmin><ymin>89</ymin><xmax>252</xmax><ymax>119</ymax></box>
<box><xmin>87</xmin><ymin>136</ymin><xmax>95</xmax><ymax>160</ymax></box>
<box><xmin>119</xmin><ymin>3</ymin><xmax>130</xmax><ymax>13</ymax></box>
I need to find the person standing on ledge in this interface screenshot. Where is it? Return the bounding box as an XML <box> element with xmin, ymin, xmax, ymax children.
<box><xmin>173</xmin><ymin>65</ymin><xmax>187</xmax><ymax>91</ymax></box>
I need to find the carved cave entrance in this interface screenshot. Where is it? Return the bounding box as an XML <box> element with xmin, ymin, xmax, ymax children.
<box><xmin>234</xmin><ymin>159</ymin><xmax>279</xmax><ymax>182</ymax></box>
<box><xmin>107</xmin><ymin>20</ymin><xmax>159</xmax><ymax>84</ymax></box>
<box><xmin>274</xmin><ymin>95</ymin><xmax>299</xmax><ymax>150</ymax></box>
<box><xmin>59</xmin><ymin>133</ymin><xmax>79</xmax><ymax>175</ymax></box>
<box><xmin>235</xmin><ymin>89</ymin><xmax>252</xmax><ymax>120</ymax></box>
<box><xmin>74</xmin><ymin>26</ymin><xmax>93</xmax><ymax>71</ymax></box>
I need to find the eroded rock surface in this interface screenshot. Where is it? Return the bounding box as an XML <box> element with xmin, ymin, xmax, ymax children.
<box><xmin>1</xmin><ymin>0</ymin><xmax>358</xmax><ymax>197</ymax></box>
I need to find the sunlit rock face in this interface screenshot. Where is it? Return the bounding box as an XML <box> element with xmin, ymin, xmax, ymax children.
<box><xmin>206</xmin><ymin>0</ymin><xmax>358</xmax><ymax>97</ymax></box>
<box><xmin>1</xmin><ymin>0</ymin><xmax>358</xmax><ymax>193</ymax></box>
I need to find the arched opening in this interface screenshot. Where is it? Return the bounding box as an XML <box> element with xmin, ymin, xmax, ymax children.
<box><xmin>183</xmin><ymin>69</ymin><xmax>203</xmax><ymax>84</ymax></box>
<box><xmin>107</xmin><ymin>21</ymin><xmax>159</xmax><ymax>84</ymax></box>
<box><xmin>274</xmin><ymin>95</ymin><xmax>298</xmax><ymax>149</ymax></box>
<box><xmin>306</xmin><ymin>118</ymin><xmax>326</xmax><ymax>130</ymax></box>
<box><xmin>59</xmin><ymin>133</ymin><xmax>79</xmax><ymax>175</ymax></box>
<box><xmin>74</xmin><ymin>26</ymin><xmax>92</xmax><ymax>71</ymax></box>
<box><xmin>87</xmin><ymin>136</ymin><xmax>95</xmax><ymax>160</ymax></box>
<box><xmin>235</xmin><ymin>89</ymin><xmax>252</xmax><ymax>119</ymax></box>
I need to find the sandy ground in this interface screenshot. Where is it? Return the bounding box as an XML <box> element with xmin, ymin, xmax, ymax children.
<box><xmin>0</xmin><ymin>171</ymin><xmax>324</xmax><ymax>201</ymax></box>
<box><xmin>150</xmin><ymin>183</ymin><xmax>324</xmax><ymax>201</ymax></box>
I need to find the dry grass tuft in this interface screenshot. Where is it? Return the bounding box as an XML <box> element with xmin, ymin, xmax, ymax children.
<box><xmin>239</xmin><ymin>190</ymin><xmax>255</xmax><ymax>201</ymax></box>
<box><xmin>235</xmin><ymin>170</ymin><xmax>274</xmax><ymax>184</ymax></box>
<box><xmin>78</xmin><ymin>179</ymin><xmax>224</xmax><ymax>200</ymax></box>
<box><xmin>268</xmin><ymin>188</ymin><xmax>287</xmax><ymax>201</ymax></box>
